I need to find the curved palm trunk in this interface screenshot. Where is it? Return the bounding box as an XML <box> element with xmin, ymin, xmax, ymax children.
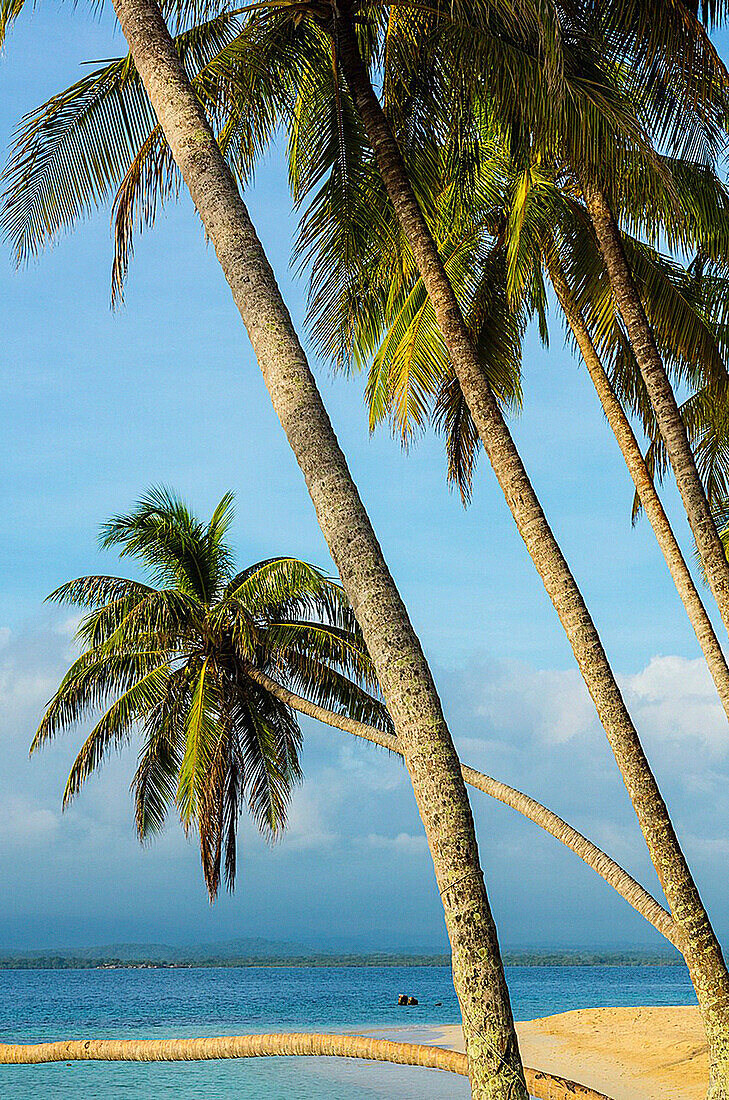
<box><xmin>545</xmin><ymin>250</ymin><xmax>729</xmax><ymax>721</ymax></box>
<box><xmin>332</xmin><ymin>16</ymin><xmax>729</xmax><ymax>1098</ymax></box>
<box><xmin>243</xmin><ymin>663</ymin><xmax>679</xmax><ymax>946</ymax></box>
<box><xmin>0</xmin><ymin>1033</ymin><xmax>614</xmax><ymax>1100</ymax></box>
<box><xmin>107</xmin><ymin>2</ymin><xmax>526</xmax><ymax>1097</ymax></box>
<box><xmin>581</xmin><ymin>182</ymin><xmax>729</xmax><ymax>639</ymax></box>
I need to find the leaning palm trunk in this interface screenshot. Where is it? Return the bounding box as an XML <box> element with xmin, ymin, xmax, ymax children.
<box><xmin>545</xmin><ymin>250</ymin><xmax>729</xmax><ymax>721</ymax></box>
<box><xmin>0</xmin><ymin>1033</ymin><xmax>613</xmax><ymax>1100</ymax></box>
<box><xmin>581</xmin><ymin>183</ymin><xmax>729</xmax><ymax>639</ymax></box>
<box><xmin>106</xmin><ymin>1</ymin><xmax>526</xmax><ymax>1096</ymax></box>
<box><xmin>243</xmin><ymin>662</ymin><xmax>679</xmax><ymax>946</ymax></box>
<box><xmin>332</xmin><ymin>15</ymin><xmax>729</xmax><ymax>1097</ymax></box>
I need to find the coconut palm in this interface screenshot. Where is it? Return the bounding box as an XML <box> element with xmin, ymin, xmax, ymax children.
<box><xmin>4</xmin><ymin>6</ymin><xmax>729</xmax><ymax>1096</ymax></box>
<box><xmin>562</xmin><ymin>0</ymin><xmax>729</xmax><ymax>644</ymax></box>
<box><xmin>0</xmin><ymin>1028</ymin><xmax>612</xmax><ymax>1100</ymax></box>
<box><xmin>0</xmin><ymin>5</ymin><xmax>531</xmax><ymax>1096</ymax></box>
<box><xmin>8</xmin><ymin>0</ymin><xmax>729</xmax><ymax>1092</ymax></box>
<box><xmin>33</xmin><ymin>488</ymin><xmax>393</xmax><ymax>899</ymax></box>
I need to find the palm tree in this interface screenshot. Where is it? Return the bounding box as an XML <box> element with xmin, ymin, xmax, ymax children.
<box><xmin>32</xmin><ymin>487</ymin><xmax>394</xmax><ymax>899</ymax></box>
<box><xmin>290</xmin><ymin>78</ymin><xmax>729</xmax><ymax>726</ymax></box>
<box><xmin>0</xmin><ymin>22</ymin><xmax>689</xmax><ymax>945</ymax></box>
<box><xmin>583</xmin><ymin>183</ymin><xmax>729</xmax><ymax>622</ymax></box>
<box><xmin>0</xmin><ymin>5</ymin><xmax>529</xmax><ymax>1096</ymax></box>
<box><xmin>8</xmin><ymin>1</ymin><xmax>729</xmax><ymax>1092</ymax></box>
<box><xmin>317</xmin><ymin>19</ymin><xmax>729</xmax><ymax>1098</ymax></box>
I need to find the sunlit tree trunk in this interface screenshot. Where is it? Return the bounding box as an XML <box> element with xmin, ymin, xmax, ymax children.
<box><xmin>545</xmin><ymin>249</ymin><xmax>729</xmax><ymax>720</ymax></box>
<box><xmin>105</xmin><ymin>0</ymin><xmax>527</xmax><ymax>1096</ymax></box>
<box><xmin>0</xmin><ymin>1031</ymin><xmax>613</xmax><ymax>1100</ymax></box>
<box><xmin>333</xmin><ymin>15</ymin><xmax>729</xmax><ymax>1098</ymax></box>
<box><xmin>582</xmin><ymin>183</ymin><xmax>729</xmax><ymax>641</ymax></box>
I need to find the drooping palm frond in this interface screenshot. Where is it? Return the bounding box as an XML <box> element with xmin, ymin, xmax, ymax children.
<box><xmin>33</xmin><ymin>488</ymin><xmax>388</xmax><ymax>898</ymax></box>
<box><xmin>63</xmin><ymin>663</ymin><xmax>172</xmax><ymax>804</ymax></box>
<box><xmin>1</xmin><ymin>13</ymin><xmax>244</xmax><ymax>265</ymax></box>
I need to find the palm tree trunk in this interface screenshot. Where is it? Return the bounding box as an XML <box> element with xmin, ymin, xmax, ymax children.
<box><xmin>0</xmin><ymin>1032</ymin><xmax>613</xmax><ymax>1100</ymax></box>
<box><xmin>107</xmin><ymin>1</ymin><xmax>526</xmax><ymax>1096</ymax></box>
<box><xmin>581</xmin><ymin>182</ymin><xmax>729</xmax><ymax>639</ymax></box>
<box><xmin>243</xmin><ymin>662</ymin><xmax>679</xmax><ymax>946</ymax></box>
<box><xmin>544</xmin><ymin>249</ymin><xmax>729</xmax><ymax>721</ymax></box>
<box><xmin>332</xmin><ymin>15</ymin><xmax>729</xmax><ymax>1097</ymax></box>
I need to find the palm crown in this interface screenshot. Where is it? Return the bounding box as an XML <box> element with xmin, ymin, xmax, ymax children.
<box><xmin>32</xmin><ymin>488</ymin><xmax>390</xmax><ymax>898</ymax></box>
<box><xmin>5</xmin><ymin>1</ymin><xmax>729</xmax><ymax>511</ymax></box>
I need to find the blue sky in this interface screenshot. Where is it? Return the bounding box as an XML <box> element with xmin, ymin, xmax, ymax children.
<box><xmin>2</xmin><ymin>6</ymin><xmax>729</xmax><ymax>954</ymax></box>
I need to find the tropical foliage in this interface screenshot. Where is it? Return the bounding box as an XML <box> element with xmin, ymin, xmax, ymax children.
<box><xmin>32</xmin><ymin>488</ymin><xmax>390</xmax><ymax>898</ymax></box>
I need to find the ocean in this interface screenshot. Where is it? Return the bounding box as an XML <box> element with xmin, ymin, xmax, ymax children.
<box><xmin>0</xmin><ymin>964</ymin><xmax>696</xmax><ymax>1098</ymax></box>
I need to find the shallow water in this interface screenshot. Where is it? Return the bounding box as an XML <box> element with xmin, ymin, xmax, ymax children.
<box><xmin>0</xmin><ymin>964</ymin><xmax>695</xmax><ymax>1098</ymax></box>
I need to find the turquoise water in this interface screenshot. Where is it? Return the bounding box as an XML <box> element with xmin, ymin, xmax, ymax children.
<box><xmin>0</xmin><ymin>964</ymin><xmax>695</xmax><ymax>1098</ymax></box>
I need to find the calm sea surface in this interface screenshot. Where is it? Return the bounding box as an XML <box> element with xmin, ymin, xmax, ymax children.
<box><xmin>0</xmin><ymin>964</ymin><xmax>696</xmax><ymax>1098</ymax></box>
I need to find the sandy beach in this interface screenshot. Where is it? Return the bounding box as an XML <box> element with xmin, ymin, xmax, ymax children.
<box><xmin>425</xmin><ymin>1006</ymin><xmax>706</xmax><ymax>1100</ymax></box>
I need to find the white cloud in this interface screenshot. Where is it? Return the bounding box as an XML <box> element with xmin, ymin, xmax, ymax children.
<box><xmin>621</xmin><ymin>655</ymin><xmax>727</xmax><ymax>756</ymax></box>
<box><xmin>0</xmin><ymin>796</ymin><xmax>60</xmax><ymax>844</ymax></box>
<box><xmin>354</xmin><ymin>832</ymin><xmax>428</xmax><ymax>855</ymax></box>
<box><xmin>275</xmin><ymin>790</ymin><xmax>339</xmax><ymax>851</ymax></box>
<box><xmin>454</xmin><ymin>660</ymin><xmax>596</xmax><ymax>748</ymax></box>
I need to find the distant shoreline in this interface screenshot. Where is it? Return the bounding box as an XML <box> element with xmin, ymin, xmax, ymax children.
<box><xmin>0</xmin><ymin>950</ymin><xmax>683</xmax><ymax>971</ymax></box>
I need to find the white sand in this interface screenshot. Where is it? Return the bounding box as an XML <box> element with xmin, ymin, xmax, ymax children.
<box><xmin>423</xmin><ymin>1006</ymin><xmax>706</xmax><ymax>1100</ymax></box>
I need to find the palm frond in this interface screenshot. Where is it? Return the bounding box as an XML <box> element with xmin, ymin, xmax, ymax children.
<box><xmin>32</xmin><ymin>650</ymin><xmax>168</xmax><ymax>752</ymax></box>
<box><xmin>62</xmin><ymin>664</ymin><xmax>171</xmax><ymax>804</ymax></box>
<box><xmin>176</xmin><ymin>657</ymin><xmax>222</xmax><ymax>827</ymax></box>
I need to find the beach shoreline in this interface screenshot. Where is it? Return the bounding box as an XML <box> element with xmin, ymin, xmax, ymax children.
<box><xmin>375</xmin><ymin>1007</ymin><xmax>706</xmax><ymax>1100</ymax></box>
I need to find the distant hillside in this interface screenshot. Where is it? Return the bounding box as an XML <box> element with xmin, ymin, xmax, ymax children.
<box><xmin>0</xmin><ymin>942</ymin><xmax>683</xmax><ymax>970</ymax></box>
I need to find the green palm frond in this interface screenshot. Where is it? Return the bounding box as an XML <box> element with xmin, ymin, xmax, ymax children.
<box><xmin>264</xmin><ymin>619</ymin><xmax>377</xmax><ymax>688</ymax></box>
<box><xmin>0</xmin><ymin>0</ymin><xmax>28</xmax><ymax>48</ymax></box>
<box><xmin>226</xmin><ymin>556</ymin><xmax>337</xmax><ymax>618</ymax></box>
<box><xmin>562</xmin><ymin>212</ymin><xmax>729</xmax><ymax>397</ymax></box>
<box><xmin>633</xmin><ymin>384</ymin><xmax>729</xmax><ymax>521</ymax></box>
<box><xmin>47</xmin><ymin>574</ymin><xmax>154</xmax><ymax>608</ymax></box>
<box><xmin>0</xmin><ymin>11</ymin><xmax>266</xmax><ymax>284</ymax></box>
<box><xmin>591</xmin><ymin>0</ymin><xmax>729</xmax><ymax>161</ymax></box>
<box><xmin>232</xmin><ymin>682</ymin><xmax>302</xmax><ymax>837</ymax></box>
<box><xmin>278</xmin><ymin>654</ymin><xmax>393</xmax><ymax>732</ymax></box>
<box><xmin>133</xmin><ymin>690</ymin><xmax>187</xmax><ymax>839</ymax></box>
<box><xmin>62</xmin><ymin>664</ymin><xmax>171</xmax><ymax>804</ymax></box>
<box><xmin>176</xmin><ymin>657</ymin><xmax>221</xmax><ymax>827</ymax></box>
<box><xmin>32</xmin><ymin>650</ymin><xmax>167</xmax><ymax>752</ymax></box>
<box><xmin>100</xmin><ymin>487</ymin><xmax>232</xmax><ymax>601</ymax></box>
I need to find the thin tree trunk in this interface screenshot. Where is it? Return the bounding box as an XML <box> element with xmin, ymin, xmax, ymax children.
<box><xmin>243</xmin><ymin>662</ymin><xmax>679</xmax><ymax>946</ymax></box>
<box><xmin>545</xmin><ymin>249</ymin><xmax>729</xmax><ymax>721</ymax></box>
<box><xmin>581</xmin><ymin>182</ymin><xmax>729</xmax><ymax>639</ymax></box>
<box><xmin>332</xmin><ymin>16</ymin><xmax>729</xmax><ymax>1097</ymax></box>
<box><xmin>0</xmin><ymin>1032</ymin><xmax>614</xmax><ymax>1100</ymax></box>
<box><xmin>107</xmin><ymin>2</ymin><xmax>526</xmax><ymax>1097</ymax></box>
